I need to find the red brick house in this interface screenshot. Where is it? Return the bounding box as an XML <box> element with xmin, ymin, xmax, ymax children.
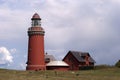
<box><xmin>63</xmin><ymin>51</ymin><xmax>95</xmax><ymax>70</ymax></box>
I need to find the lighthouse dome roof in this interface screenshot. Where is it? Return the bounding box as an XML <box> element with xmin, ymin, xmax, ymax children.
<box><xmin>31</xmin><ymin>13</ymin><xmax>41</xmax><ymax>20</ymax></box>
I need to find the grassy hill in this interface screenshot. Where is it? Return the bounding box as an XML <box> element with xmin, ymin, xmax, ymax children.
<box><xmin>0</xmin><ymin>67</ymin><xmax>120</xmax><ymax>80</ymax></box>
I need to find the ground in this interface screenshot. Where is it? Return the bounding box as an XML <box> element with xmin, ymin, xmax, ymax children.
<box><xmin>0</xmin><ymin>67</ymin><xmax>120</xmax><ymax>80</ymax></box>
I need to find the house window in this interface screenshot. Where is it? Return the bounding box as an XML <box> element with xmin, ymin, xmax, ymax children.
<box><xmin>45</xmin><ymin>58</ymin><xmax>50</xmax><ymax>63</ymax></box>
<box><xmin>69</xmin><ymin>58</ymin><xmax>71</xmax><ymax>62</ymax></box>
<box><xmin>69</xmin><ymin>58</ymin><xmax>75</xmax><ymax>63</ymax></box>
<box><xmin>82</xmin><ymin>56</ymin><xmax>85</xmax><ymax>59</ymax></box>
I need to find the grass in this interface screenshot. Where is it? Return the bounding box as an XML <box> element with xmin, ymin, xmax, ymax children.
<box><xmin>0</xmin><ymin>67</ymin><xmax>120</xmax><ymax>80</ymax></box>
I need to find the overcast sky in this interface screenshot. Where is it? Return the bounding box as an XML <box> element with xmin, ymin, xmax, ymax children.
<box><xmin>0</xmin><ymin>0</ymin><xmax>120</xmax><ymax>70</ymax></box>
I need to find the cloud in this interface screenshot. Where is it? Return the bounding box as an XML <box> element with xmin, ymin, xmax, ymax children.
<box><xmin>0</xmin><ymin>47</ymin><xmax>13</xmax><ymax>64</ymax></box>
<box><xmin>13</xmin><ymin>63</ymin><xmax>26</xmax><ymax>70</ymax></box>
<box><xmin>0</xmin><ymin>0</ymin><xmax>120</xmax><ymax>69</ymax></box>
<box><xmin>19</xmin><ymin>63</ymin><xmax>26</xmax><ymax>69</ymax></box>
<box><xmin>10</xmin><ymin>48</ymin><xmax>17</xmax><ymax>54</ymax></box>
<box><xmin>43</xmin><ymin>0</ymin><xmax>120</xmax><ymax>65</ymax></box>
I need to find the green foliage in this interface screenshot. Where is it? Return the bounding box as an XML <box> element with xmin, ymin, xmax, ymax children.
<box><xmin>94</xmin><ymin>65</ymin><xmax>114</xmax><ymax>70</ymax></box>
<box><xmin>115</xmin><ymin>60</ymin><xmax>120</xmax><ymax>68</ymax></box>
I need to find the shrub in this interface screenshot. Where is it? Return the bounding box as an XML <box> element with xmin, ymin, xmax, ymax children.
<box><xmin>79</xmin><ymin>66</ymin><xmax>94</xmax><ymax>70</ymax></box>
<box><xmin>115</xmin><ymin>60</ymin><xmax>120</xmax><ymax>68</ymax></box>
<box><xmin>94</xmin><ymin>65</ymin><xmax>113</xmax><ymax>70</ymax></box>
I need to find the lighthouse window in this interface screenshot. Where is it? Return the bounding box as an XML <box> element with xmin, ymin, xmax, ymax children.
<box><xmin>34</xmin><ymin>20</ymin><xmax>38</xmax><ymax>26</ymax></box>
<box><xmin>32</xmin><ymin>20</ymin><xmax>40</xmax><ymax>27</ymax></box>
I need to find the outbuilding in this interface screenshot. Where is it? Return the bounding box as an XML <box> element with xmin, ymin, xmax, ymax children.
<box><xmin>45</xmin><ymin>53</ymin><xmax>56</xmax><ymax>64</ymax></box>
<box><xmin>46</xmin><ymin>61</ymin><xmax>69</xmax><ymax>71</ymax></box>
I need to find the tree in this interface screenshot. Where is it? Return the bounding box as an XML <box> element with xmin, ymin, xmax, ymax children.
<box><xmin>115</xmin><ymin>60</ymin><xmax>120</xmax><ymax>68</ymax></box>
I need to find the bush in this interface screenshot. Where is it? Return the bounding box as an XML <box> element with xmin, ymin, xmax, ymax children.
<box><xmin>79</xmin><ymin>66</ymin><xmax>94</xmax><ymax>70</ymax></box>
<box><xmin>115</xmin><ymin>60</ymin><xmax>120</xmax><ymax>68</ymax></box>
<box><xmin>94</xmin><ymin>65</ymin><xmax>113</xmax><ymax>70</ymax></box>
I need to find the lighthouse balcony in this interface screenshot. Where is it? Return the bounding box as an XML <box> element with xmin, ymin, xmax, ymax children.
<box><xmin>28</xmin><ymin>26</ymin><xmax>44</xmax><ymax>31</ymax></box>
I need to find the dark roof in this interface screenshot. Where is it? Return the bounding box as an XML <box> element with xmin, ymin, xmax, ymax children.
<box><xmin>69</xmin><ymin>51</ymin><xmax>95</xmax><ymax>63</ymax></box>
<box><xmin>45</xmin><ymin>54</ymin><xmax>56</xmax><ymax>61</ymax></box>
<box><xmin>31</xmin><ymin>13</ymin><xmax>41</xmax><ymax>20</ymax></box>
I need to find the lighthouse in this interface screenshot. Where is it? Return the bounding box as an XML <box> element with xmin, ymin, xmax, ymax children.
<box><xmin>26</xmin><ymin>13</ymin><xmax>46</xmax><ymax>70</ymax></box>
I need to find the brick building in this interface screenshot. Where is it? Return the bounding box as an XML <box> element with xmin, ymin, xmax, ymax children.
<box><xmin>26</xmin><ymin>13</ymin><xmax>46</xmax><ymax>70</ymax></box>
<box><xmin>63</xmin><ymin>51</ymin><xmax>95</xmax><ymax>70</ymax></box>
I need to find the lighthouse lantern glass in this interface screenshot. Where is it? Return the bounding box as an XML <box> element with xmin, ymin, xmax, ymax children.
<box><xmin>32</xmin><ymin>19</ymin><xmax>41</xmax><ymax>27</ymax></box>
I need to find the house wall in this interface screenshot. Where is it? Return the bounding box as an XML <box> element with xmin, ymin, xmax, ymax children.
<box><xmin>63</xmin><ymin>53</ymin><xmax>80</xmax><ymax>70</ymax></box>
<box><xmin>46</xmin><ymin>66</ymin><xmax>69</xmax><ymax>71</ymax></box>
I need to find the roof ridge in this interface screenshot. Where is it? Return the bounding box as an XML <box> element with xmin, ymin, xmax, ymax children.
<box><xmin>70</xmin><ymin>50</ymin><xmax>89</xmax><ymax>53</ymax></box>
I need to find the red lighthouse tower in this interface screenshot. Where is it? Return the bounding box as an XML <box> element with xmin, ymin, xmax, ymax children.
<box><xmin>26</xmin><ymin>13</ymin><xmax>46</xmax><ymax>70</ymax></box>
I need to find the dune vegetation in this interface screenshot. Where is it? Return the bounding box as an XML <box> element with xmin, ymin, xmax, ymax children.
<box><xmin>0</xmin><ymin>67</ymin><xmax>120</xmax><ymax>80</ymax></box>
